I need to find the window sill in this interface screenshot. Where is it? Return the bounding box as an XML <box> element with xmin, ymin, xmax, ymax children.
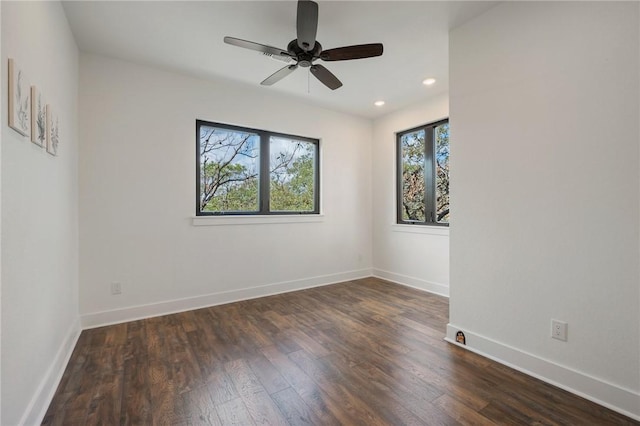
<box><xmin>192</xmin><ymin>214</ymin><xmax>325</xmax><ymax>226</ymax></box>
<box><xmin>391</xmin><ymin>224</ymin><xmax>449</xmax><ymax>236</ymax></box>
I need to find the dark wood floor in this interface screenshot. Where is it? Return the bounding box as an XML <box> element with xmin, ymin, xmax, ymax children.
<box><xmin>44</xmin><ymin>278</ymin><xmax>637</xmax><ymax>425</ymax></box>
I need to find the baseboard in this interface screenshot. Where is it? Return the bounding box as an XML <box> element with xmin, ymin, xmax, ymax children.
<box><xmin>445</xmin><ymin>324</ymin><xmax>640</xmax><ymax>421</ymax></box>
<box><xmin>372</xmin><ymin>268</ymin><xmax>449</xmax><ymax>297</ymax></box>
<box><xmin>19</xmin><ymin>317</ymin><xmax>82</xmax><ymax>426</ymax></box>
<box><xmin>81</xmin><ymin>268</ymin><xmax>373</xmax><ymax>329</ymax></box>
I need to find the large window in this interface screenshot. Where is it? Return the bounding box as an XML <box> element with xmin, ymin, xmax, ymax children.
<box><xmin>197</xmin><ymin>120</ymin><xmax>319</xmax><ymax>215</ymax></box>
<box><xmin>397</xmin><ymin>119</ymin><xmax>449</xmax><ymax>226</ymax></box>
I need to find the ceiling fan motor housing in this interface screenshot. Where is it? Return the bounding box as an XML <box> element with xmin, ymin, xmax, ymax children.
<box><xmin>287</xmin><ymin>39</ymin><xmax>322</xmax><ymax>67</ymax></box>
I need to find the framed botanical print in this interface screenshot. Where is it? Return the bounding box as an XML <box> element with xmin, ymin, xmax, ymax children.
<box><xmin>31</xmin><ymin>86</ymin><xmax>47</xmax><ymax>147</ymax></box>
<box><xmin>8</xmin><ymin>58</ymin><xmax>31</xmax><ymax>137</ymax></box>
<box><xmin>46</xmin><ymin>105</ymin><xmax>59</xmax><ymax>156</ymax></box>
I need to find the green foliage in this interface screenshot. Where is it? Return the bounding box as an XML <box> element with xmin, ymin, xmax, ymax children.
<box><xmin>204</xmin><ymin>177</ymin><xmax>258</xmax><ymax>212</ymax></box>
<box><xmin>270</xmin><ymin>152</ymin><xmax>314</xmax><ymax>211</ymax></box>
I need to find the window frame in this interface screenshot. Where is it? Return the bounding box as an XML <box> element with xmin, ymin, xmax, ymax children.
<box><xmin>196</xmin><ymin>119</ymin><xmax>320</xmax><ymax>216</ymax></box>
<box><xmin>396</xmin><ymin>118</ymin><xmax>449</xmax><ymax>227</ymax></box>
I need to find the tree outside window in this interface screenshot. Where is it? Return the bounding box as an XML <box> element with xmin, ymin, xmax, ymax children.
<box><xmin>197</xmin><ymin>121</ymin><xmax>319</xmax><ymax>215</ymax></box>
<box><xmin>397</xmin><ymin>119</ymin><xmax>449</xmax><ymax>226</ymax></box>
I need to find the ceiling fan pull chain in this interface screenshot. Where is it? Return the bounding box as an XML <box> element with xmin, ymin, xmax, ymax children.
<box><xmin>307</xmin><ymin>69</ymin><xmax>310</xmax><ymax>94</ymax></box>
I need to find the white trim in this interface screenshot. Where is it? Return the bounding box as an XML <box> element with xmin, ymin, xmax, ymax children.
<box><xmin>372</xmin><ymin>268</ymin><xmax>449</xmax><ymax>297</ymax></box>
<box><xmin>394</xmin><ymin>115</ymin><xmax>450</xmax><ymax>135</ymax></box>
<box><xmin>20</xmin><ymin>318</ymin><xmax>82</xmax><ymax>426</ymax></box>
<box><xmin>445</xmin><ymin>324</ymin><xmax>640</xmax><ymax>421</ymax></box>
<box><xmin>81</xmin><ymin>268</ymin><xmax>372</xmax><ymax>329</ymax></box>
<box><xmin>192</xmin><ymin>214</ymin><xmax>324</xmax><ymax>226</ymax></box>
<box><xmin>391</xmin><ymin>224</ymin><xmax>449</xmax><ymax>236</ymax></box>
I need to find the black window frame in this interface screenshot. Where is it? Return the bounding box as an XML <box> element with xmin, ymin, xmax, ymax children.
<box><xmin>196</xmin><ymin>120</ymin><xmax>320</xmax><ymax>216</ymax></box>
<box><xmin>396</xmin><ymin>118</ymin><xmax>449</xmax><ymax>226</ymax></box>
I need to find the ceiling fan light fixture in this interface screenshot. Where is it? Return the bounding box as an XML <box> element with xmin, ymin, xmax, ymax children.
<box><xmin>422</xmin><ymin>78</ymin><xmax>436</xmax><ymax>86</ymax></box>
<box><xmin>374</xmin><ymin>100</ymin><xmax>385</xmax><ymax>107</ymax></box>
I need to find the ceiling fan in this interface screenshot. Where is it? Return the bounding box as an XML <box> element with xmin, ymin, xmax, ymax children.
<box><xmin>223</xmin><ymin>0</ymin><xmax>383</xmax><ymax>90</ymax></box>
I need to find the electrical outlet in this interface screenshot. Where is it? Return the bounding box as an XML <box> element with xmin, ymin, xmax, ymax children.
<box><xmin>551</xmin><ymin>319</ymin><xmax>567</xmax><ymax>341</ymax></box>
<box><xmin>111</xmin><ymin>282</ymin><xmax>122</xmax><ymax>295</ymax></box>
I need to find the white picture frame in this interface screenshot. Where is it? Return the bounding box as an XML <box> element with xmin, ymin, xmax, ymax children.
<box><xmin>46</xmin><ymin>105</ymin><xmax>59</xmax><ymax>156</ymax></box>
<box><xmin>31</xmin><ymin>86</ymin><xmax>47</xmax><ymax>147</ymax></box>
<box><xmin>8</xmin><ymin>58</ymin><xmax>31</xmax><ymax>137</ymax></box>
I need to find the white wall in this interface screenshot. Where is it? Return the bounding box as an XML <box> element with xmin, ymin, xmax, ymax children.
<box><xmin>1</xmin><ymin>2</ymin><xmax>80</xmax><ymax>425</ymax></box>
<box><xmin>79</xmin><ymin>54</ymin><xmax>373</xmax><ymax>325</ymax></box>
<box><xmin>0</xmin><ymin>4</ymin><xmax>3</xmax><ymax>422</ymax></box>
<box><xmin>448</xmin><ymin>1</ymin><xmax>640</xmax><ymax>418</ymax></box>
<box><xmin>372</xmin><ymin>94</ymin><xmax>450</xmax><ymax>296</ymax></box>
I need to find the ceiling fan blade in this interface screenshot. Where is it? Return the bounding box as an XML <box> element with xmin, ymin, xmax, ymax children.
<box><xmin>320</xmin><ymin>43</ymin><xmax>384</xmax><ymax>61</ymax></box>
<box><xmin>297</xmin><ymin>0</ymin><xmax>318</xmax><ymax>52</ymax></box>
<box><xmin>224</xmin><ymin>36</ymin><xmax>291</xmax><ymax>59</ymax></box>
<box><xmin>261</xmin><ymin>65</ymin><xmax>298</xmax><ymax>86</ymax></box>
<box><xmin>310</xmin><ymin>64</ymin><xmax>342</xmax><ymax>90</ymax></box>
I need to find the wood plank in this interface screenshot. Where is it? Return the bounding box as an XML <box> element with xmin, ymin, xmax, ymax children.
<box><xmin>318</xmin><ymin>356</ymin><xmax>427</xmax><ymax>425</ymax></box>
<box><xmin>270</xmin><ymin>387</ymin><xmax>324</xmax><ymax>426</ymax></box>
<box><xmin>215</xmin><ymin>397</ymin><xmax>256</xmax><ymax>426</ymax></box>
<box><xmin>247</xmin><ymin>353</ymin><xmax>290</xmax><ymax>395</ymax></box>
<box><xmin>288</xmin><ymin>349</ymin><xmax>390</xmax><ymax>426</ymax></box>
<box><xmin>42</xmin><ymin>278</ymin><xmax>639</xmax><ymax>426</ymax></box>
<box><xmin>223</xmin><ymin>358</ymin><xmax>288</xmax><ymax>425</ymax></box>
<box><xmin>205</xmin><ymin>367</ymin><xmax>239</xmax><ymax>405</ymax></box>
<box><xmin>181</xmin><ymin>386</ymin><xmax>221</xmax><ymax>425</ymax></box>
<box><xmin>120</xmin><ymin>320</ymin><xmax>152</xmax><ymax>425</ymax></box>
<box><xmin>433</xmin><ymin>394</ymin><xmax>496</xmax><ymax>425</ymax></box>
<box><xmin>261</xmin><ymin>345</ymin><xmax>341</xmax><ymax>425</ymax></box>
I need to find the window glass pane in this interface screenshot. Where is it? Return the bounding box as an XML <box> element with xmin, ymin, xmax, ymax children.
<box><xmin>435</xmin><ymin>122</ymin><xmax>450</xmax><ymax>223</ymax></box>
<box><xmin>401</xmin><ymin>129</ymin><xmax>426</xmax><ymax>222</ymax></box>
<box><xmin>199</xmin><ymin>125</ymin><xmax>259</xmax><ymax>212</ymax></box>
<box><xmin>270</xmin><ymin>137</ymin><xmax>316</xmax><ymax>212</ymax></box>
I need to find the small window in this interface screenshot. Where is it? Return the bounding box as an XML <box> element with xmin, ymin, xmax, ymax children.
<box><xmin>397</xmin><ymin>119</ymin><xmax>449</xmax><ymax>226</ymax></box>
<box><xmin>197</xmin><ymin>120</ymin><xmax>319</xmax><ymax>215</ymax></box>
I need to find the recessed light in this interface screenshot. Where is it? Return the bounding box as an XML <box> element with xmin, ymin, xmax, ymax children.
<box><xmin>374</xmin><ymin>100</ymin><xmax>385</xmax><ymax>107</ymax></box>
<box><xmin>422</xmin><ymin>78</ymin><xmax>436</xmax><ymax>86</ymax></box>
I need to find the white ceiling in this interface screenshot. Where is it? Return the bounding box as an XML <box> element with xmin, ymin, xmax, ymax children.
<box><xmin>62</xmin><ymin>1</ymin><xmax>496</xmax><ymax>119</ymax></box>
